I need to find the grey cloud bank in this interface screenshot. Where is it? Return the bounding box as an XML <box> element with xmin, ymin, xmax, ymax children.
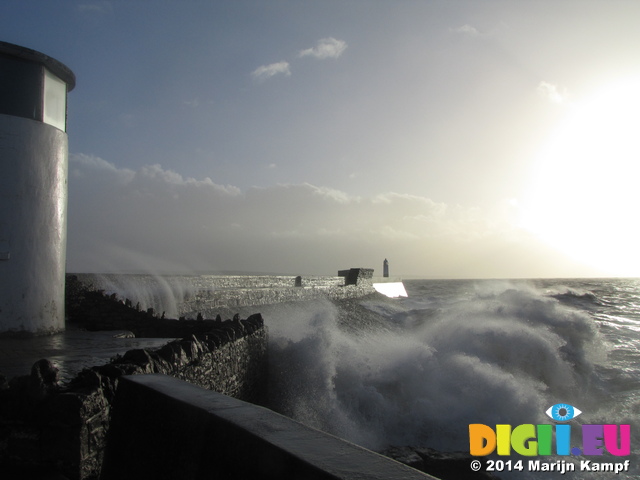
<box><xmin>67</xmin><ymin>155</ymin><xmax>595</xmax><ymax>278</ymax></box>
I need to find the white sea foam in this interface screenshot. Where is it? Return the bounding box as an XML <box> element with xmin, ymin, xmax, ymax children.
<box><xmin>265</xmin><ymin>281</ymin><xmax>604</xmax><ymax>453</ymax></box>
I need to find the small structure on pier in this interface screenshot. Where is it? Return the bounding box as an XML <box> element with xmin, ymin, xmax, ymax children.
<box><xmin>338</xmin><ymin>268</ymin><xmax>374</xmax><ymax>286</ymax></box>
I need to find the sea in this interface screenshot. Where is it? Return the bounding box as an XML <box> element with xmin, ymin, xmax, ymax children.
<box><xmin>95</xmin><ymin>276</ymin><xmax>640</xmax><ymax>479</ymax></box>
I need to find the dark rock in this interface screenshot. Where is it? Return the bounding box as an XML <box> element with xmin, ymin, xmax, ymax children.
<box><xmin>240</xmin><ymin>320</ymin><xmax>254</xmax><ymax>334</ymax></box>
<box><xmin>384</xmin><ymin>446</ymin><xmax>424</xmax><ymax>470</ymax></box>
<box><xmin>72</xmin><ymin>368</ymin><xmax>102</xmax><ymax>390</ymax></box>
<box><xmin>9</xmin><ymin>359</ymin><xmax>62</xmax><ymax>404</ymax></box>
<box><xmin>383</xmin><ymin>446</ymin><xmax>500</xmax><ymax>480</ymax></box>
<box><xmin>233</xmin><ymin>314</ymin><xmax>245</xmax><ymax>335</ymax></box>
<box><xmin>181</xmin><ymin>336</ymin><xmax>202</xmax><ymax>359</ymax></box>
<box><xmin>221</xmin><ymin>325</ymin><xmax>236</xmax><ymax>341</ymax></box>
<box><xmin>204</xmin><ymin>333</ymin><xmax>223</xmax><ymax>348</ymax></box>
<box><xmin>121</xmin><ymin>349</ymin><xmax>153</xmax><ymax>366</ymax></box>
<box><xmin>93</xmin><ymin>363</ymin><xmax>127</xmax><ymax>381</ymax></box>
<box><xmin>246</xmin><ymin>313</ymin><xmax>264</xmax><ymax>327</ymax></box>
<box><xmin>157</xmin><ymin>342</ymin><xmax>189</xmax><ymax>366</ymax></box>
<box><xmin>31</xmin><ymin>359</ymin><xmax>59</xmax><ymax>388</ymax></box>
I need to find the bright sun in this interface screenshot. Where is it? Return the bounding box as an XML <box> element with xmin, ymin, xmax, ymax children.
<box><xmin>522</xmin><ymin>76</ymin><xmax>640</xmax><ymax>277</ymax></box>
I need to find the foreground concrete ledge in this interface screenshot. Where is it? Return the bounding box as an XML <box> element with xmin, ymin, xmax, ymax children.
<box><xmin>103</xmin><ymin>374</ymin><xmax>436</xmax><ymax>480</ymax></box>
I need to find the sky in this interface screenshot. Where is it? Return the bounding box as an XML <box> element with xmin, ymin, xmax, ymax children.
<box><xmin>2</xmin><ymin>0</ymin><xmax>640</xmax><ymax>278</ymax></box>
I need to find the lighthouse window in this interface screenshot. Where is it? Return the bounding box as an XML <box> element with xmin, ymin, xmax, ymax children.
<box><xmin>43</xmin><ymin>68</ymin><xmax>67</xmax><ymax>131</ymax></box>
<box><xmin>0</xmin><ymin>54</ymin><xmax>42</xmax><ymax>121</ymax></box>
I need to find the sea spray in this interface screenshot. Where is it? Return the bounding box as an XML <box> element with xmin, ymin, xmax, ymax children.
<box><xmin>78</xmin><ymin>273</ymin><xmax>199</xmax><ymax>318</ymax></box>
<box><xmin>265</xmin><ymin>281</ymin><xmax>604</xmax><ymax>453</ymax></box>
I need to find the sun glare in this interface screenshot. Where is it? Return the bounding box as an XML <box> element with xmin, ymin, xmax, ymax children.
<box><xmin>522</xmin><ymin>76</ymin><xmax>640</xmax><ymax>276</ymax></box>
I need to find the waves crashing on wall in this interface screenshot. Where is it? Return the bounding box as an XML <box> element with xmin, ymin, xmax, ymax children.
<box><xmin>266</xmin><ymin>282</ymin><xmax>604</xmax><ymax>453</ymax></box>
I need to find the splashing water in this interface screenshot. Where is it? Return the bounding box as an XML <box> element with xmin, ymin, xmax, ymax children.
<box><xmin>79</xmin><ymin>274</ymin><xmax>640</xmax><ymax>478</ymax></box>
<box><xmin>266</xmin><ymin>282</ymin><xmax>607</xmax><ymax>455</ymax></box>
<box><xmin>75</xmin><ymin>273</ymin><xmax>198</xmax><ymax>317</ymax></box>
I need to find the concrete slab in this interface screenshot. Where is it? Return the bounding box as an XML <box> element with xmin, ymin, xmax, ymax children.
<box><xmin>103</xmin><ymin>374</ymin><xmax>437</xmax><ymax>480</ymax></box>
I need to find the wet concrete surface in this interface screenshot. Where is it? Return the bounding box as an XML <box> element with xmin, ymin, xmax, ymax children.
<box><xmin>0</xmin><ymin>327</ymin><xmax>174</xmax><ymax>383</ymax></box>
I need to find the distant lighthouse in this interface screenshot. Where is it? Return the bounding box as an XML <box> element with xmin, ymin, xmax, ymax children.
<box><xmin>383</xmin><ymin>258</ymin><xmax>389</xmax><ymax>277</ymax></box>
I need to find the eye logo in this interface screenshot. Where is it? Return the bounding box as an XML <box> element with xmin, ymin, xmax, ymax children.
<box><xmin>546</xmin><ymin>403</ymin><xmax>582</xmax><ymax>422</ymax></box>
<box><xmin>470</xmin><ymin>405</ymin><xmax>631</xmax><ymax>457</ymax></box>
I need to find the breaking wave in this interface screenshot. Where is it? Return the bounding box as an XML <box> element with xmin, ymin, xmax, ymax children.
<box><xmin>75</xmin><ymin>273</ymin><xmax>198</xmax><ymax>318</ymax></box>
<box><xmin>266</xmin><ymin>281</ymin><xmax>605</xmax><ymax>453</ymax></box>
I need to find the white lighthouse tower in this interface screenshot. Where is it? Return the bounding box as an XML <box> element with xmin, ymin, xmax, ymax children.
<box><xmin>0</xmin><ymin>41</ymin><xmax>75</xmax><ymax>336</ymax></box>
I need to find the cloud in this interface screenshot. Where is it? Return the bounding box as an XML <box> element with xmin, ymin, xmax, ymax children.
<box><xmin>251</xmin><ymin>61</ymin><xmax>291</xmax><ymax>81</ymax></box>
<box><xmin>65</xmin><ymin>155</ymin><xmax>590</xmax><ymax>277</ymax></box>
<box><xmin>537</xmin><ymin>81</ymin><xmax>567</xmax><ymax>104</ymax></box>
<box><xmin>251</xmin><ymin>37</ymin><xmax>346</xmax><ymax>82</ymax></box>
<box><xmin>71</xmin><ymin>153</ymin><xmax>134</xmax><ymax>184</ymax></box>
<box><xmin>451</xmin><ymin>24</ymin><xmax>479</xmax><ymax>36</ymax></box>
<box><xmin>298</xmin><ymin>37</ymin><xmax>347</xmax><ymax>59</ymax></box>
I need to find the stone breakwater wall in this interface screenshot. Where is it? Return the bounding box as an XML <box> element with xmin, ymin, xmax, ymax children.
<box><xmin>76</xmin><ymin>273</ymin><xmax>365</xmax><ymax>291</ymax></box>
<box><xmin>64</xmin><ymin>274</ymin><xmax>374</xmax><ymax>336</ymax></box>
<box><xmin>73</xmin><ymin>273</ymin><xmax>376</xmax><ymax>319</ymax></box>
<box><xmin>0</xmin><ymin>286</ymin><xmax>268</xmax><ymax>480</ymax></box>
<box><xmin>184</xmin><ymin>283</ymin><xmax>377</xmax><ymax>322</ymax></box>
